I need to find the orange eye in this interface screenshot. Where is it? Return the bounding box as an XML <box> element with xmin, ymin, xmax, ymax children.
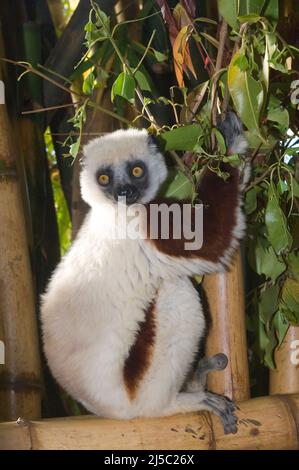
<box><xmin>132</xmin><ymin>166</ymin><xmax>144</xmax><ymax>178</ymax></box>
<box><xmin>98</xmin><ymin>174</ymin><xmax>110</xmax><ymax>186</ymax></box>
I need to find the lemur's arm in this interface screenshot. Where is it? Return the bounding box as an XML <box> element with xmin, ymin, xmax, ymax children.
<box><xmin>144</xmin><ymin>113</ymin><xmax>249</xmax><ymax>274</ymax></box>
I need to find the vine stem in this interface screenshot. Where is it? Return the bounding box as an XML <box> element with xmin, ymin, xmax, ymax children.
<box><xmin>245</xmin><ymin>166</ymin><xmax>273</xmax><ymax>192</ymax></box>
<box><xmin>211</xmin><ymin>20</ymin><xmax>228</xmax><ymax>128</ymax></box>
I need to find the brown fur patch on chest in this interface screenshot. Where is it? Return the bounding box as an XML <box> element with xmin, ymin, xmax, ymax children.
<box><xmin>123</xmin><ymin>299</ymin><xmax>156</xmax><ymax>400</ymax></box>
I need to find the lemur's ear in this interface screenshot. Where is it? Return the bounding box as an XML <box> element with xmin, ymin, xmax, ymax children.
<box><xmin>148</xmin><ymin>133</ymin><xmax>160</xmax><ymax>149</ymax></box>
<box><xmin>217</xmin><ymin>112</ymin><xmax>248</xmax><ymax>155</ymax></box>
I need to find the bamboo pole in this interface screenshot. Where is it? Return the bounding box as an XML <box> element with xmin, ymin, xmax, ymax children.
<box><xmin>0</xmin><ymin>76</ymin><xmax>41</xmax><ymax>420</ymax></box>
<box><xmin>0</xmin><ymin>394</ymin><xmax>298</xmax><ymax>450</ymax></box>
<box><xmin>270</xmin><ymin>326</ymin><xmax>299</xmax><ymax>395</ymax></box>
<box><xmin>203</xmin><ymin>250</ymin><xmax>250</xmax><ymax>402</ymax></box>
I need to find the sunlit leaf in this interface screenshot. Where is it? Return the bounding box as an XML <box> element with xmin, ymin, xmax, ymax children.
<box><xmin>111</xmin><ymin>72</ymin><xmax>135</xmax><ymax>104</ymax></box>
<box><xmin>228</xmin><ymin>50</ymin><xmax>265</xmax><ymax>137</ymax></box>
<box><xmin>82</xmin><ymin>71</ymin><xmax>95</xmax><ymax>95</ymax></box>
<box><xmin>70</xmin><ymin>139</ymin><xmax>80</xmax><ymax>159</ymax></box>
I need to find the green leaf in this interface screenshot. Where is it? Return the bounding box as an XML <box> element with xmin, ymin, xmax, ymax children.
<box><xmin>218</xmin><ymin>0</ymin><xmax>239</xmax><ymax>30</ymax></box>
<box><xmin>269</xmin><ymin>60</ymin><xmax>289</xmax><ymax>74</ymax></box>
<box><xmin>245</xmin><ymin>186</ymin><xmax>260</xmax><ymax>214</ymax></box>
<box><xmin>244</xmin><ymin>130</ymin><xmax>275</xmax><ymax>151</ymax></box>
<box><xmin>70</xmin><ymin>139</ymin><xmax>80</xmax><ymax>159</ymax></box>
<box><xmin>273</xmin><ymin>311</ymin><xmax>289</xmax><ymax>347</ymax></box>
<box><xmin>212</xmin><ymin>128</ymin><xmax>226</xmax><ymax>154</ymax></box>
<box><xmin>267</xmin><ymin>104</ymin><xmax>289</xmax><ymax>134</ymax></box>
<box><xmin>234</xmin><ymin>54</ymin><xmax>249</xmax><ymax>71</ymax></box>
<box><xmin>281</xmin><ymin>278</ymin><xmax>299</xmax><ymax>324</ymax></box>
<box><xmin>292</xmin><ymin>178</ymin><xmax>299</xmax><ymax>198</ymax></box>
<box><xmin>237</xmin><ymin>14</ymin><xmax>261</xmax><ymax>23</ymax></box>
<box><xmin>263</xmin><ymin>0</ymin><xmax>279</xmax><ymax>22</ymax></box>
<box><xmin>265</xmin><ymin>185</ymin><xmax>292</xmax><ymax>254</ymax></box>
<box><xmin>82</xmin><ymin>71</ymin><xmax>95</xmax><ymax>95</ymax></box>
<box><xmin>228</xmin><ymin>50</ymin><xmax>265</xmax><ymax>137</ymax></box>
<box><xmin>162</xmin><ymin>169</ymin><xmax>193</xmax><ymax>200</ymax></box>
<box><xmin>259</xmin><ymin>285</ymin><xmax>279</xmax><ymax>325</ymax></box>
<box><xmin>84</xmin><ymin>21</ymin><xmax>96</xmax><ymax>33</ymax></box>
<box><xmin>152</xmin><ymin>49</ymin><xmax>168</xmax><ymax>62</ymax></box>
<box><xmin>253</xmin><ymin>237</ymin><xmax>286</xmax><ymax>281</ymax></box>
<box><xmin>288</xmin><ymin>252</ymin><xmax>299</xmax><ymax>282</ymax></box>
<box><xmin>239</xmin><ymin>0</ymin><xmax>265</xmax><ymax>16</ymax></box>
<box><xmin>134</xmin><ymin>70</ymin><xmax>151</xmax><ymax>92</ymax></box>
<box><xmin>259</xmin><ymin>321</ymin><xmax>277</xmax><ymax>369</ymax></box>
<box><xmin>277</xmin><ymin>180</ymin><xmax>288</xmax><ymax>195</ymax></box>
<box><xmin>111</xmin><ymin>72</ymin><xmax>135</xmax><ymax>104</ymax></box>
<box><xmin>222</xmin><ymin>154</ymin><xmax>241</xmax><ymax>167</ymax></box>
<box><xmin>160</xmin><ymin>125</ymin><xmax>203</xmax><ymax>152</ymax></box>
<box><xmin>264</xmin><ymin>323</ymin><xmax>277</xmax><ymax>369</ymax></box>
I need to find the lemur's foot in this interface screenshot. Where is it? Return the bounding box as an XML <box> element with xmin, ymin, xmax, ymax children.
<box><xmin>203</xmin><ymin>391</ymin><xmax>237</xmax><ymax>435</ymax></box>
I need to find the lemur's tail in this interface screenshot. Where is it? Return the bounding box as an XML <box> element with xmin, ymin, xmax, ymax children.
<box><xmin>217</xmin><ymin>112</ymin><xmax>248</xmax><ymax>155</ymax></box>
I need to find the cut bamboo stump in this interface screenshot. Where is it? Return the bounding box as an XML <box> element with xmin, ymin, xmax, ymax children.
<box><xmin>0</xmin><ymin>85</ymin><xmax>41</xmax><ymax>421</ymax></box>
<box><xmin>203</xmin><ymin>250</ymin><xmax>250</xmax><ymax>402</ymax></box>
<box><xmin>270</xmin><ymin>326</ymin><xmax>299</xmax><ymax>395</ymax></box>
<box><xmin>0</xmin><ymin>394</ymin><xmax>298</xmax><ymax>450</ymax></box>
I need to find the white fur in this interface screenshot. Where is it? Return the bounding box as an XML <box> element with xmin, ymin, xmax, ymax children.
<box><xmin>41</xmin><ymin>128</ymin><xmax>246</xmax><ymax>421</ymax></box>
<box><xmin>80</xmin><ymin>128</ymin><xmax>167</xmax><ymax>207</ymax></box>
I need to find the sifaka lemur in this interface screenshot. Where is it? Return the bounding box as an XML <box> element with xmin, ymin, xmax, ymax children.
<box><xmin>41</xmin><ymin>113</ymin><xmax>249</xmax><ymax>434</ymax></box>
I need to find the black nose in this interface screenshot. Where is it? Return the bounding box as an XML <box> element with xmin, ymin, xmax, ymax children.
<box><xmin>114</xmin><ymin>184</ymin><xmax>139</xmax><ymax>204</ymax></box>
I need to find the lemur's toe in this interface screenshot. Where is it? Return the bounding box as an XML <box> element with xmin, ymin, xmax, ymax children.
<box><xmin>221</xmin><ymin>411</ymin><xmax>238</xmax><ymax>435</ymax></box>
<box><xmin>203</xmin><ymin>392</ymin><xmax>238</xmax><ymax>435</ymax></box>
<box><xmin>210</xmin><ymin>353</ymin><xmax>228</xmax><ymax>371</ymax></box>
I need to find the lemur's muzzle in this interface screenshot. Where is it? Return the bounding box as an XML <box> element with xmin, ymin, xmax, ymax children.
<box><xmin>114</xmin><ymin>184</ymin><xmax>140</xmax><ymax>205</ymax></box>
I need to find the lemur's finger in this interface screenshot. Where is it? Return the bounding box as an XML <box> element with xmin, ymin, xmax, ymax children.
<box><xmin>209</xmin><ymin>353</ymin><xmax>228</xmax><ymax>371</ymax></box>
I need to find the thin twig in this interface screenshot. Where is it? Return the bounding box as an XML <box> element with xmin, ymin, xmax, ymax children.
<box><xmin>133</xmin><ymin>30</ymin><xmax>156</xmax><ymax>74</ymax></box>
<box><xmin>245</xmin><ymin>167</ymin><xmax>273</xmax><ymax>192</ymax></box>
<box><xmin>22</xmin><ymin>102</ymin><xmax>79</xmax><ymax>115</ymax></box>
<box><xmin>211</xmin><ymin>20</ymin><xmax>228</xmax><ymax>127</ymax></box>
<box><xmin>0</xmin><ymin>57</ymin><xmax>131</xmax><ymax>125</ymax></box>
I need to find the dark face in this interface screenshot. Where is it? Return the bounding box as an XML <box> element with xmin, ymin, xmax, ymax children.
<box><xmin>96</xmin><ymin>160</ymin><xmax>149</xmax><ymax>205</ymax></box>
